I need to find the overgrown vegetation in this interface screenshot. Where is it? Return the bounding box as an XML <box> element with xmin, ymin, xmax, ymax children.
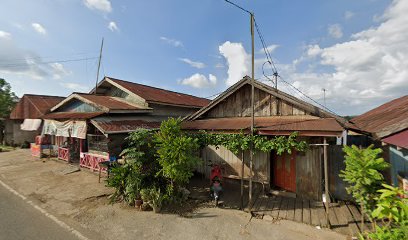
<box><xmin>340</xmin><ymin>145</ymin><xmax>408</xmax><ymax>239</ymax></box>
<box><xmin>0</xmin><ymin>78</ymin><xmax>17</xmax><ymax>144</ymax></box>
<box><xmin>107</xmin><ymin>117</ymin><xmax>308</xmax><ymax>213</ymax></box>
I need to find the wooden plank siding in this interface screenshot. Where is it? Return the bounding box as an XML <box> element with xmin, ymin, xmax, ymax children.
<box><xmin>199</xmin><ymin>145</ymin><xmax>270</xmax><ymax>184</ymax></box>
<box><xmin>296</xmin><ymin>146</ymin><xmax>323</xmax><ymax>201</ymax></box>
<box><xmin>204</xmin><ymin>84</ymin><xmax>308</xmax><ymax>118</ymax></box>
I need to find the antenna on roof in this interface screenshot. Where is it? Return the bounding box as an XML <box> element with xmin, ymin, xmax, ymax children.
<box><xmin>95</xmin><ymin>38</ymin><xmax>104</xmax><ymax>95</ymax></box>
<box><xmin>322</xmin><ymin>88</ymin><xmax>327</xmax><ymax>107</ymax></box>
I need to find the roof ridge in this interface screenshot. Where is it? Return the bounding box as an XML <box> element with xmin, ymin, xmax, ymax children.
<box><xmin>106</xmin><ymin>76</ymin><xmax>209</xmax><ymax>100</ymax></box>
<box><xmin>24</xmin><ymin>94</ymin><xmax>65</xmax><ymax>98</ymax></box>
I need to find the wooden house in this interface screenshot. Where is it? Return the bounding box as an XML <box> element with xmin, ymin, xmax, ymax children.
<box><xmin>183</xmin><ymin>76</ymin><xmax>348</xmax><ymax>201</ymax></box>
<box><xmin>41</xmin><ymin>76</ymin><xmax>210</xmax><ymax>172</ymax></box>
<box><xmin>350</xmin><ymin>95</ymin><xmax>408</xmax><ymax>192</ymax></box>
<box><xmin>5</xmin><ymin>94</ymin><xmax>64</xmax><ymax>146</ymax></box>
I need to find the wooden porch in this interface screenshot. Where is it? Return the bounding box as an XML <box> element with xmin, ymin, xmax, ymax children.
<box><xmin>250</xmin><ymin>193</ymin><xmax>370</xmax><ymax>238</ymax></box>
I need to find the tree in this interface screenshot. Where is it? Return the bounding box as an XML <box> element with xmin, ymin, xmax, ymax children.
<box><xmin>155</xmin><ymin>118</ymin><xmax>201</xmax><ymax>188</ymax></box>
<box><xmin>0</xmin><ymin>78</ymin><xmax>17</xmax><ymax>118</ymax></box>
<box><xmin>0</xmin><ymin>78</ymin><xmax>17</xmax><ymax>144</ymax></box>
<box><xmin>340</xmin><ymin>145</ymin><xmax>389</xmax><ymax>231</ymax></box>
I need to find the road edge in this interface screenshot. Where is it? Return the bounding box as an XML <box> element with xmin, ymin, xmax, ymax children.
<box><xmin>0</xmin><ymin>179</ymin><xmax>89</xmax><ymax>240</ymax></box>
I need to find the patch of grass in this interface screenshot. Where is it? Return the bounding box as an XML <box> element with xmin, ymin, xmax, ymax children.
<box><xmin>0</xmin><ymin>145</ymin><xmax>16</xmax><ymax>152</ymax></box>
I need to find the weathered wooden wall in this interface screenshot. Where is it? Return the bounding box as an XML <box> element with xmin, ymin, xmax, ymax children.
<box><xmin>204</xmin><ymin>84</ymin><xmax>307</xmax><ymax>118</ymax></box>
<box><xmin>199</xmin><ymin>145</ymin><xmax>270</xmax><ymax>184</ymax></box>
<box><xmin>296</xmin><ymin>146</ymin><xmax>323</xmax><ymax>201</ymax></box>
<box><xmin>328</xmin><ymin>145</ymin><xmax>352</xmax><ymax>200</ymax></box>
<box><xmin>148</xmin><ymin>103</ymin><xmax>199</xmax><ymax>118</ymax></box>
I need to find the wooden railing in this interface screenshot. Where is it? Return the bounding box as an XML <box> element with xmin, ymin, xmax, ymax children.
<box><xmin>58</xmin><ymin>147</ymin><xmax>69</xmax><ymax>162</ymax></box>
<box><xmin>79</xmin><ymin>152</ymin><xmax>109</xmax><ymax>172</ymax></box>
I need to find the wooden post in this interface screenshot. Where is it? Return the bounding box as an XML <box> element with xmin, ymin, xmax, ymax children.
<box><xmin>248</xmin><ymin>12</ymin><xmax>255</xmax><ymax>210</ymax></box>
<box><xmin>241</xmin><ymin>151</ymin><xmax>244</xmax><ymax>210</ymax></box>
<box><xmin>324</xmin><ymin>137</ymin><xmax>330</xmax><ymax>228</ymax></box>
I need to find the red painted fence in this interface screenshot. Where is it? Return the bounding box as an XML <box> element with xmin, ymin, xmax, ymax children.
<box><xmin>58</xmin><ymin>147</ymin><xmax>69</xmax><ymax>162</ymax></box>
<box><xmin>80</xmin><ymin>152</ymin><xmax>109</xmax><ymax>172</ymax></box>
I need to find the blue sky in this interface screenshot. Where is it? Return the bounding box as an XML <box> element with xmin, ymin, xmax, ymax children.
<box><xmin>1</xmin><ymin>0</ymin><xmax>406</xmax><ymax>116</ymax></box>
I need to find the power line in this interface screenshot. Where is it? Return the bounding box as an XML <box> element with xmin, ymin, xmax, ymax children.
<box><xmin>0</xmin><ymin>57</ymin><xmax>98</xmax><ymax>69</ymax></box>
<box><xmin>0</xmin><ymin>52</ymin><xmax>98</xmax><ymax>63</ymax></box>
<box><xmin>224</xmin><ymin>0</ymin><xmax>251</xmax><ymax>14</ymax></box>
<box><xmin>223</xmin><ymin>0</ymin><xmax>338</xmax><ymax>116</ymax></box>
<box><xmin>277</xmin><ymin>74</ymin><xmax>339</xmax><ymax>115</ymax></box>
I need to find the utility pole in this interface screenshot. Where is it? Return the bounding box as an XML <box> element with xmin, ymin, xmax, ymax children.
<box><xmin>95</xmin><ymin>38</ymin><xmax>104</xmax><ymax>95</ymax></box>
<box><xmin>274</xmin><ymin>72</ymin><xmax>278</xmax><ymax>89</ymax></box>
<box><xmin>322</xmin><ymin>88</ymin><xmax>326</xmax><ymax>107</ymax></box>
<box><xmin>249</xmin><ymin>12</ymin><xmax>255</xmax><ymax>210</ymax></box>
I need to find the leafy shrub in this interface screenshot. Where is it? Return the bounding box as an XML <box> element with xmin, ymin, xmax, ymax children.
<box><xmin>340</xmin><ymin>145</ymin><xmax>389</xmax><ymax>220</ymax></box>
<box><xmin>155</xmin><ymin>118</ymin><xmax>201</xmax><ymax>187</ymax></box>
<box><xmin>140</xmin><ymin>187</ymin><xmax>166</xmax><ymax>213</ymax></box>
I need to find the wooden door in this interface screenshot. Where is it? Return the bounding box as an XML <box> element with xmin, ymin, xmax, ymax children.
<box><xmin>273</xmin><ymin>151</ymin><xmax>296</xmax><ymax>192</ymax></box>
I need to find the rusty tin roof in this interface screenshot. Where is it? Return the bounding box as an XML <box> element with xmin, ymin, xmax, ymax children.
<box><xmin>351</xmin><ymin>95</ymin><xmax>408</xmax><ymax>138</ymax></box>
<box><xmin>182</xmin><ymin>116</ymin><xmax>344</xmax><ymax>136</ymax></box>
<box><xmin>107</xmin><ymin>77</ymin><xmax>210</xmax><ymax>108</ymax></box>
<box><xmin>9</xmin><ymin>94</ymin><xmax>65</xmax><ymax>120</ymax></box>
<box><xmin>91</xmin><ymin>117</ymin><xmax>161</xmax><ymax>134</ymax></box>
<box><xmin>42</xmin><ymin>112</ymin><xmax>105</xmax><ymax>120</ymax></box>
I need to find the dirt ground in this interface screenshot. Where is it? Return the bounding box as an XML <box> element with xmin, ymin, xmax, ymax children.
<box><xmin>0</xmin><ymin>149</ymin><xmax>347</xmax><ymax>240</ymax></box>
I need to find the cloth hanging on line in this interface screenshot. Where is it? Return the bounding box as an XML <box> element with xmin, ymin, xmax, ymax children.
<box><xmin>20</xmin><ymin>119</ymin><xmax>42</xmax><ymax>131</ymax></box>
<box><xmin>42</xmin><ymin>119</ymin><xmax>87</xmax><ymax>139</ymax></box>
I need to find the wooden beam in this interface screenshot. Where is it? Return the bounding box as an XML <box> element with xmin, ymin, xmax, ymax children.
<box><xmin>324</xmin><ymin>137</ymin><xmax>331</xmax><ymax>228</ymax></box>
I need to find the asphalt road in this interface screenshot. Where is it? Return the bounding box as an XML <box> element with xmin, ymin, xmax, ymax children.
<box><xmin>0</xmin><ymin>184</ymin><xmax>81</xmax><ymax>240</ymax></box>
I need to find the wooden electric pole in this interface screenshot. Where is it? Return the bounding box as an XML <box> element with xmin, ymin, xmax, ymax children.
<box><xmin>95</xmin><ymin>38</ymin><xmax>104</xmax><ymax>95</ymax></box>
<box><xmin>249</xmin><ymin>12</ymin><xmax>255</xmax><ymax>210</ymax></box>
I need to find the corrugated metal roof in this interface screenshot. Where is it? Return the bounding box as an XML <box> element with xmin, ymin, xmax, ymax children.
<box><xmin>77</xmin><ymin>93</ymin><xmax>147</xmax><ymax>111</ymax></box>
<box><xmin>107</xmin><ymin>77</ymin><xmax>210</xmax><ymax>108</ymax></box>
<box><xmin>182</xmin><ymin>116</ymin><xmax>344</xmax><ymax>136</ymax></box>
<box><xmin>351</xmin><ymin>95</ymin><xmax>408</xmax><ymax>138</ymax></box>
<box><xmin>9</xmin><ymin>94</ymin><xmax>65</xmax><ymax>120</ymax></box>
<box><xmin>91</xmin><ymin>117</ymin><xmax>161</xmax><ymax>134</ymax></box>
<box><xmin>382</xmin><ymin>130</ymin><xmax>408</xmax><ymax>149</ymax></box>
<box><xmin>42</xmin><ymin>112</ymin><xmax>104</xmax><ymax>120</ymax></box>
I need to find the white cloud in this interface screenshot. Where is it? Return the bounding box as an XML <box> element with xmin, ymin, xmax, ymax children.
<box><xmin>49</xmin><ymin>62</ymin><xmax>71</xmax><ymax>79</ymax></box>
<box><xmin>31</xmin><ymin>23</ymin><xmax>47</xmax><ymax>35</ymax></box>
<box><xmin>344</xmin><ymin>11</ymin><xmax>355</xmax><ymax>20</ymax></box>
<box><xmin>108</xmin><ymin>21</ymin><xmax>119</xmax><ymax>32</ymax></box>
<box><xmin>0</xmin><ymin>31</ymin><xmax>11</xmax><ymax>40</ymax></box>
<box><xmin>328</xmin><ymin>24</ymin><xmax>343</xmax><ymax>39</ymax></box>
<box><xmin>179</xmin><ymin>58</ymin><xmax>206</xmax><ymax>69</ymax></box>
<box><xmin>0</xmin><ymin>37</ymin><xmax>48</xmax><ymax>79</ymax></box>
<box><xmin>259</xmin><ymin>44</ymin><xmax>279</xmax><ymax>54</ymax></box>
<box><xmin>178</xmin><ymin>73</ymin><xmax>217</xmax><ymax>88</ymax></box>
<box><xmin>84</xmin><ymin>0</ymin><xmax>112</xmax><ymax>13</ymax></box>
<box><xmin>215</xmin><ymin>63</ymin><xmax>224</xmax><ymax>68</ymax></box>
<box><xmin>160</xmin><ymin>36</ymin><xmax>183</xmax><ymax>48</ymax></box>
<box><xmin>285</xmin><ymin>0</ymin><xmax>408</xmax><ymax>115</ymax></box>
<box><xmin>219</xmin><ymin>41</ymin><xmax>250</xmax><ymax>86</ymax></box>
<box><xmin>306</xmin><ymin>44</ymin><xmax>322</xmax><ymax>57</ymax></box>
<box><xmin>60</xmin><ymin>83</ymin><xmax>89</xmax><ymax>92</ymax></box>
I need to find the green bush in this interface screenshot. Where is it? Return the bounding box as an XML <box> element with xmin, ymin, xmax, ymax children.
<box><xmin>340</xmin><ymin>145</ymin><xmax>389</xmax><ymax>220</ymax></box>
<box><xmin>155</xmin><ymin>118</ymin><xmax>201</xmax><ymax>187</ymax></box>
<box><xmin>140</xmin><ymin>186</ymin><xmax>166</xmax><ymax>213</ymax></box>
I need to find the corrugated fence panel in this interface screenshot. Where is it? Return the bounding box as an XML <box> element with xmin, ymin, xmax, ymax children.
<box><xmin>200</xmin><ymin>145</ymin><xmax>269</xmax><ymax>183</ymax></box>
